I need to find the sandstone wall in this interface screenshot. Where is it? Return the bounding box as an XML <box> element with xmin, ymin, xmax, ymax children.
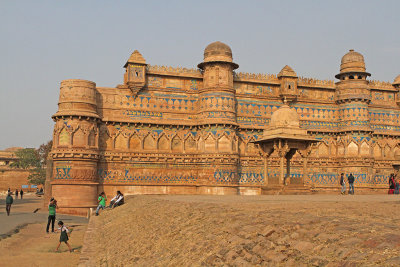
<box><xmin>0</xmin><ymin>168</ymin><xmax>30</xmax><ymax>192</ymax></box>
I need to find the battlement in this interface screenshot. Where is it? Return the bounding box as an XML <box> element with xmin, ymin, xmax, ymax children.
<box><xmin>369</xmin><ymin>80</ymin><xmax>396</xmax><ymax>90</ymax></box>
<box><xmin>298</xmin><ymin>77</ymin><xmax>335</xmax><ymax>88</ymax></box>
<box><xmin>147</xmin><ymin>65</ymin><xmax>202</xmax><ymax>78</ymax></box>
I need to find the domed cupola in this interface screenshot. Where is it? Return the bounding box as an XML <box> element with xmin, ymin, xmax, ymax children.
<box><xmin>335</xmin><ymin>49</ymin><xmax>370</xmax><ymax>80</ymax></box>
<box><xmin>334</xmin><ymin>49</ymin><xmax>372</xmax><ymax>132</ymax></box>
<box><xmin>198</xmin><ymin>41</ymin><xmax>238</xmax><ymax>70</ymax></box>
<box><xmin>270</xmin><ymin>103</ymin><xmax>300</xmax><ymax>129</ymax></box>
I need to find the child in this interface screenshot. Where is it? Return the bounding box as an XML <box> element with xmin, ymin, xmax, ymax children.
<box><xmin>95</xmin><ymin>192</ymin><xmax>107</xmax><ymax>216</ymax></box>
<box><xmin>55</xmin><ymin>221</ymin><xmax>72</xmax><ymax>252</ymax></box>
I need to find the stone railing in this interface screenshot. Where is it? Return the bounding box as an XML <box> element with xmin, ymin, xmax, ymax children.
<box><xmin>147</xmin><ymin>65</ymin><xmax>202</xmax><ymax>76</ymax></box>
<box><xmin>234</xmin><ymin>72</ymin><xmax>278</xmax><ymax>82</ymax></box>
<box><xmin>298</xmin><ymin>76</ymin><xmax>335</xmax><ymax>88</ymax></box>
<box><xmin>369</xmin><ymin>80</ymin><xmax>395</xmax><ymax>90</ymax></box>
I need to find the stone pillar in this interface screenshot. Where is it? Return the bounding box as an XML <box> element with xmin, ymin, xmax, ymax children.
<box><xmin>299</xmin><ymin>147</ymin><xmax>312</xmax><ymax>185</ymax></box>
<box><xmin>275</xmin><ymin>140</ymin><xmax>290</xmax><ymax>185</ymax></box>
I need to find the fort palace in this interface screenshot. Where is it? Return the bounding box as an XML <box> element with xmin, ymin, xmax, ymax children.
<box><xmin>48</xmin><ymin>41</ymin><xmax>400</xmax><ymax>214</ymax></box>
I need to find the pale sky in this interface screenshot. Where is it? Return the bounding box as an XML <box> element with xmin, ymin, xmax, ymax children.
<box><xmin>1</xmin><ymin>0</ymin><xmax>399</xmax><ymax>149</ymax></box>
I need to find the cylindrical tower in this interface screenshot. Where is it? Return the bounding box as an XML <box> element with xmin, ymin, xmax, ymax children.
<box><xmin>335</xmin><ymin>50</ymin><xmax>373</xmax><ymax>183</ymax></box>
<box><xmin>198</xmin><ymin>41</ymin><xmax>238</xmax><ymax>125</ymax></box>
<box><xmin>50</xmin><ymin>79</ymin><xmax>100</xmax><ymax>215</ymax></box>
<box><xmin>335</xmin><ymin>49</ymin><xmax>372</xmax><ymax>133</ymax></box>
<box><xmin>197</xmin><ymin>42</ymin><xmax>240</xmax><ymax>193</ymax></box>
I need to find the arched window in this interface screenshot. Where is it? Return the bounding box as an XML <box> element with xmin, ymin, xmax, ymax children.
<box><xmin>349</xmin><ymin>75</ymin><xmax>354</xmax><ymax>80</ymax></box>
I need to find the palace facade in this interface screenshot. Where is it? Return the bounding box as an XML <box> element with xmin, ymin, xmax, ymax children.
<box><xmin>48</xmin><ymin>41</ymin><xmax>400</xmax><ymax>214</ymax></box>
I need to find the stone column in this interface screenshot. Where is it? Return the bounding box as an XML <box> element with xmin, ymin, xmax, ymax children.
<box><xmin>259</xmin><ymin>145</ymin><xmax>273</xmax><ymax>186</ymax></box>
<box><xmin>299</xmin><ymin>146</ymin><xmax>312</xmax><ymax>185</ymax></box>
<box><xmin>275</xmin><ymin>140</ymin><xmax>290</xmax><ymax>185</ymax></box>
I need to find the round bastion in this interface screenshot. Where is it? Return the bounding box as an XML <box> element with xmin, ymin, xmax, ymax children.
<box><xmin>53</xmin><ymin>79</ymin><xmax>99</xmax><ymax>119</ymax></box>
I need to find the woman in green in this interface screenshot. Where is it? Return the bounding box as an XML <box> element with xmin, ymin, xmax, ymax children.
<box><xmin>55</xmin><ymin>221</ymin><xmax>72</xmax><ymax>252</ymax></box>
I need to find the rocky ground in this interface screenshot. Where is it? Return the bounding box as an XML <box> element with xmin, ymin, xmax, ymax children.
<box><xmin>86</xmin><ymin>195</ymin><xmax>400</xmax><ymax>266</ymax></box>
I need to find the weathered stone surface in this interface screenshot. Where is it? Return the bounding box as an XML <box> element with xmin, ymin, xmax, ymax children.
<box><xmin>49</xmin><ymin>42</ymin><xmax>399</xmax><ymax>215</ymax></box>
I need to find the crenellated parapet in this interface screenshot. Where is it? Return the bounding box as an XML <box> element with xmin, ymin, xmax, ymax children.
<box><xmin>147</xmin><ymin>65</ymin><xmax>202</xmax><ymax>78</ymax></box>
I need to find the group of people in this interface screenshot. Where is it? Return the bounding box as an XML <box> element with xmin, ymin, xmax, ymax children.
<box><xmin>339</xmin><ymin>173</ymin><xmax>400</xmax><ymax>195</ymax></box>
<box><xmin>7</xmin><ymin>188</ymin><xmax>24</xmax><ymax>198</ymax></box>
<box><xmin>388</xmin><ymin>173</ymin><xmax>400</xmax><ymax>194</ymax></box>
<box><xmin>5</xmin><ymin>188</ymin><xmax>24</xmax><ymax>216</ymax></box>
<box><xmin>95</xmin><ymin>190</ymin><xmax>124</xmax><ymax>216</ymax></box>
<box><xmin>339</xmin><ymin>173</ymin><xmax>355</xmax><ymax>195</ymax></box>
<box><xmin>46</xmin><ymin>197</ymin><xmax>73</xmax><ymax>252</ymax></box>
<box><xmin>45</xmin><ymin>190</ymin><xmax>124</xmax><ymax>252</ymax></box>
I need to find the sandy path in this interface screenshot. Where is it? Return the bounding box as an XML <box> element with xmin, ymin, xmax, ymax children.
<box><xmin>0</xmin><ymin>194</ymin><xmax>88</xmax><ymax>266</ymax></box>
<box><xmin>0</xmin><ymin>222</ymin><xmax>87</xmax><ymax>266</ymax></box>
<box><xmin>86</xmin><ymin>195</ymin><xmax>400</xmax><ymax>266</ymax></box>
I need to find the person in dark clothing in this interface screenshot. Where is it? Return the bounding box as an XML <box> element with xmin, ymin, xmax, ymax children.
<box><xmin>348</xmin><ymin>173</ymin><xmax>355</xmax><ymax>195</ymax></box>
<box><xmin>20</xmin><ymin>189</ymin><xmax>23</xmax><ymax>199</ymax></box>
<box><xmin>6</xmin><ymin>192</ymin><xmax>13</xmax><ymax>216</ymax></box>
<box><xmin>46</xmin><ymin>198</ymin><xmax>58</xmax><ymax>233</ymax></box>
<box><xmin>389</xmin><ymin>174</ymin><xmax>395</xmax><ymax>194</ymax></box>
<box><xmin>394</xmin><ymin>175</ymin><xmax>400</xmax><ymax>195</ymax></box>
<box><xmin>15</xmin><ymin>189</ymin><xmax>18</xmax><ymax>198</ymax></box>
<box><xmin>340</xmin><ymin>173</ymin><xmax>346</xmax><ymax>195</ymax></box>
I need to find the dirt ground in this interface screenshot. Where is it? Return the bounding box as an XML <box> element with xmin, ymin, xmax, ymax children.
<box><xmin>87</xmin><ymin>195</ymin><xmax>400</xmax><ymax>267</ymax></box>
<box><xmin>0</xmin><ymin>222</ymin><xmax>86</xmax><ymax>266</ymax></box>
<box><xmin>0</xmin><ymin>194</ymin><xmax>87</xmax><ymax>267</ymax></box>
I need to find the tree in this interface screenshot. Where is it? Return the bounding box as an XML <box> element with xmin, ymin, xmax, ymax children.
<box><xmin>10</xmin><ymin>148</ymin><xmax>40</xmax><ymax>169</ymax></box>
<box><xmin>37</xmin><ymin>140</ymin><xmax>53</xmax><ymax>166</ymax></box>
<box><xmin>27</xmin><ymin>167</ymin><xmax>47</xmax><ymax>185</ymax></box>
<box><xmin>12</xmin><ymin>141</ymin><xmax>53</xmax><ymax>185</ymax></box>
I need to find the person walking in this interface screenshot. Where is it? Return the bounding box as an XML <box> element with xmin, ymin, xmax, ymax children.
<box><xmin>46</xmin><ymin>198</ymin><xmax>58</xmax><ymax>233</ymax></box>
<box><xmin>95</xmin><ymin>192</ymin><xmax>107</xmax><ymax>216</ymax></box>
<box><xmin>348</xmin><ymin>173</ymin><xmax>355</xmax><ymax>195</ymax></box>
<box><xmin>394</xmin><ymin>175</ymin><xmax>400</xmax><ymax>195</ymax></box>
<box><xmin>15</xmin><ymin>189</ymin><xmax>19</xmax><ymax>198</ymax></box>
<box><xmin>55</xmin><ymin>221</ymin><xmax>72</xmax><ymax>252</ymax></box>
<box><xmin>389</xmin><ymin>174</ymin><xmax>395</xmax><ymax>194</ymax></box>
<box><xmin>5</xmin><ymin>192</ymin><xmax>13</xmax><ymax>216</ymax></box>
<box><xmin>340</xmin><ymin>173</ymin><xmax>346</xmax><ymax>195</ymax></box>
<box><xmin>20</xmin><ymin>189</ymin><xmax>23</xmax><ymax>199</ymax></box>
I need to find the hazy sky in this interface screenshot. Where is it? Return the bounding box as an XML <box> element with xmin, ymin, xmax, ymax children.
<box><xmin>1</xmin><ymin>1</ymin><xmax>399</xmax><ymax>149</ymax></box>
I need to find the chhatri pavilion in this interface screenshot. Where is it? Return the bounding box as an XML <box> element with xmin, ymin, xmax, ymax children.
<box><xmin>47</xmin><ymin>41</ymin><xmax>400</xmax><ymax>214</ymax></box>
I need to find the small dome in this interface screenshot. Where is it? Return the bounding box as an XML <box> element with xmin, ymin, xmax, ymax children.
<box><xmin>203</xmin><ymin>41</ymin><xmax>233</xmax><ymax>63</ymax></box>
<box><xmin>270</xmin><ymin>104</ymin><xmax>300</xmax><ymax>128</ymax></box>
<box><xmin>339</xmin><ymin>49</ymin><xmax>366</xmax><ymax>73</ymax></box>
<box><xmin>198</xmin><ymin>41</ymin><xmax>238</xmax><ymax>69</ymax></box>
<box><xmin>393</xmin><ymin>74</ymin><xmax>400</xmax><ymax>85</ymax></box>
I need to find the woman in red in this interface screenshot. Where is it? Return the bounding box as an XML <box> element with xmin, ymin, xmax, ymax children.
<box><xmin>388</xmin><ymin>174</ymin><xmax>396</xmax><ymax>194</ymax></box>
